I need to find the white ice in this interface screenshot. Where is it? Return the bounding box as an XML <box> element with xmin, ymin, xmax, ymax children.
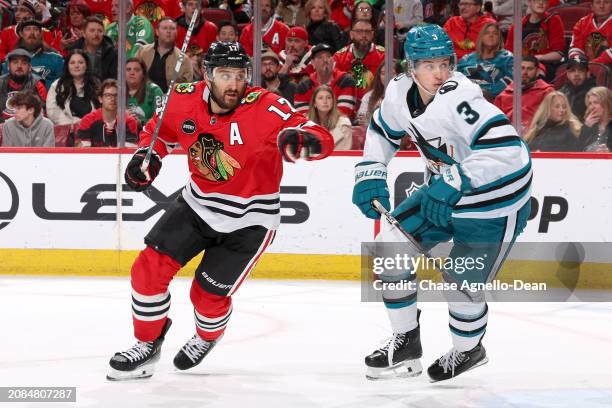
<box><xmin>1</xmin><ymin>276</ymin><xmax>611</xmax><ymax>408</ymax></box>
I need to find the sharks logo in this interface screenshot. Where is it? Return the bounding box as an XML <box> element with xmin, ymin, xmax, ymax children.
<box><xmin>406</xmin><ymin>123</ymin><xmax>456</xmax><ymax>174</ymax></box>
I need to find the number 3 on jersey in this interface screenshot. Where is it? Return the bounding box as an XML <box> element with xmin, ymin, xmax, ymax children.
<box><xmin>268</xmin><ymin>98</ymin><xmax>297</xmax><ymax>121</ymax></box>
<box><xmin>457</xmin><ymin>101</ymin><xmax>480</xmax><ymax>125</ymax></box>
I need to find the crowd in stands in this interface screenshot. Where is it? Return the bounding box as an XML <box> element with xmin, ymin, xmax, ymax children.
<box><xmin>0</xmin><ymin>0</ymin><xmax>610</xmax><ymax>153</ymax></box>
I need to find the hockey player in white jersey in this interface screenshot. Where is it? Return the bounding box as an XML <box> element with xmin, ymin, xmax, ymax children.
<box><xmin>352</xmin><ymin>24</ymin><xmax>532</xmax><ymax>382</ymax></box>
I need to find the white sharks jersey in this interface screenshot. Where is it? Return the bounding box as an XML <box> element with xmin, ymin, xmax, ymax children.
<box><xmin>364</xmin><ymin>71</ymin><xmax>531</xmax><ymax>219</ymax></box>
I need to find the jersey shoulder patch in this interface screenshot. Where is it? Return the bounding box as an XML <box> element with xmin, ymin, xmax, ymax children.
<box><xmin>375</xmin><ymin>45</ymin><xmax>385</xmax><ymax>52</ymax></box>
<box><xmin>174</xmin><ymin>82</ymin><xmax>197</xmax><ymax>94</ymax></box>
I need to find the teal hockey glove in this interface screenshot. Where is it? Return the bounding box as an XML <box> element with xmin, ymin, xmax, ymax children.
<box><xmin>352</xmin><ymin>161</ymin><xmax>390</xmax><ymax>219</ymax></box>
<box><xmin>421</xmin><ymin>165</ymin><xmax>470</xmax><ymax>227</ymax></box>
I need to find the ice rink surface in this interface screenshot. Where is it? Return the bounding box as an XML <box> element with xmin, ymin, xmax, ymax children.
<box><xmin>1</xmin><ymin>276</ymin><xmax>611</xmax><ymax>408</ymax></box>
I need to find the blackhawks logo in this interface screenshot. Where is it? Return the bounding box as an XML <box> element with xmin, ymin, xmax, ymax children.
<box><xmin>241</xmin><ymin>91</ymin><xmax>262</xmax><ymax>104</ymax></box>
<box><xmin>188</xmin><ymin>133</ymin><xmax>241</xmax><ymax>182</ymax></box>
<box><xmin>175</xmin><ymin>83</ymin><xmax>196</xmax><ymax>94</ymax></box>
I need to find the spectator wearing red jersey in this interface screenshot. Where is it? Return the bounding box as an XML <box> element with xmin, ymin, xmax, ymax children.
<box><xmin>176</xmin><ymin>0</ymin><xmax>217</xmax><ymax>60</ymax></box>
<box><xmin>133</xmin><ymin>0</ymin><xmax>182</xmax><ymax>26</ymax></box>
<box><xmin>59</xmin><ymin>1</ymin><xmax>91</xmax><ymax>54</ymax></box>
<box><xmin>494</xmin><ymin>56</ymin><xmax>554</xmax><ymax>134</ymax></box>
<box><xmin>505</xmin><ymin>0</ymin><xmax>564</xmax><ymax>81</ymax></box>
<box><xmin>76</xmin><ymin>79</ymin><xmax>139</xmax><ymax>147</ymax></box>
<box><xmin>294</xmin><ymin>43</ymin><xmax>358</xmax><ymax>119</ymax></box>
<box><xmin>240</xmin><ymin>0</ymin><xmax>290</xmax><ymax>56</ymax></box>
<box><xmin>279</xmin><ymin>26</ymin><xmax>312</xmax><ymax>83</ymax></box>
<box><xmin>305</xmin><ymin>0</ymin><xmax>346</xmax><ymax>52</ymax></box>
<box><xmin>334</xmin><ymin>19</ymin><xmax>385</xmax><ymax>99</ymax></box>
<box><xmin>0</xmin><ymin>1</ymin><xmax>56</xmax><ymax>62</ymax></box>
<box><xmin>0</xmin><ymin>49</ymin><xmax>47</xmax><ymax>123</ymax></box>
<box><xmin>329</xmin><ymin>0</ymin><xmax>352</xmax><ymax>32</ymax></box>
<box><xmin>83</xmin><ymin>0</ymin><xmax>111</xmax><ymax>18</ymax></box>
<box><xmin>443</xmin><ymin>0</ymin><xmax>496</xmax><ymax>60</ymax></box>
<box><xmin>217</xmin><ymin>20</ymin><xmax>238</xmax><ymax>42</ymax></box>
<box><xmin>569</xmin><ymin>0</ymin><xmax>612</xmax><ymax>65</ymax></box>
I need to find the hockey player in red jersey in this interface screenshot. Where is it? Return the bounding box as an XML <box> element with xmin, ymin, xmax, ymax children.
<box><xmin>107</xmin><ymin>41</ymin><xmax>334</xmax><ymax>381</ymax></box>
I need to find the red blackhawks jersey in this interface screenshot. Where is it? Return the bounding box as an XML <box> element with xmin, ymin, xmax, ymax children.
<box><xmin>293</xmin><ymin>70</ymin><xmax>358</xmax><ymax>118</ymax></box>
<box><xmin>139</xmin><ymin>81</ymin><xmax>334</xmax><ymax>233</ymax></box>
<box><xmin>333</xmin><ymin>43</ymin><xmax>385</xmax><ymax>98</ymax></box>
<box><xmin>176</xmin><ymin>17</ymin><xmax>217</xmax><ymax>58</ymax></box>
<box><xmin>569</xmin><ymin>14</ymin><xmax>612</xmax><ymax>64</ymax></box>
<box><xmin>239</xmin><ymin>19</ymin><xmax>289</xmax><ymax>56</ymax></box>
<box><xmin>0</xmin><ymin>26</ymin><xmax>58</xmax><ymax>62</ymax></box>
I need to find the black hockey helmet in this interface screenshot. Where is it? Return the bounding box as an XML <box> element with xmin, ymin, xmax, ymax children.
<box><xmin>204</xmin><ymin>41</ymin><xmax>250</xmax><ymax>69</ymax></box>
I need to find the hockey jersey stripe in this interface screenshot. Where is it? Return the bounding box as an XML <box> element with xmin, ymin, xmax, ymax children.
<box><xmin>195</xmin><ymin>307</ymin><xmax>232</xmax><ymax>324</ymax></box>
<box><xmin>132</xmin><ymin>304</ymin><xmax>171</xmax><ymax>317</ymax></box>
<box><xmin>465</xmin><ymin>162</ymin><xmax>531</xmax><ymax>196</ymax></box>
<box><xmin>377</xmin><ymin>109</ymin><xmax>407</xmax><ymax>139</ymax></box>
<box><xmin>369</xmin><ymin>120</ymin><xmax>401</xmax><ymax>149</ymax></box>
<box><xmin>203</xmin><ymin>204</ymin><xmax>280</xmax><ymax>218</ymax></box>
<box><xmin>190</xmin><ymin>189</ymin><xmax>280</xmax><ymax>209</ymax></box>
<box><xmin>195</xmin><ymin>312</ymin><xmax>232</xmax><ymax>330</ymax></box>
<box><xmin>455</xmin><ymin>175</ymin><xmax>531</xmax><ymax>211</ymax></box>
<box><xmin>131</xmin><ymin>290</ymin><xmax>170</xmax><ymax>304</ymax></box>
<box><xmin>449</xmin><ymin>303</ymin><xmax>488</xmax><ymax>322</ymax></box>
<box><xmin>459</xmin><ymin>167</ymin><xmax>531</xmax><ymax>205</ymax></box>
<box><xmin>131</xmin><ymin>294</ymin><xmax>171</xmax><ymax>309</ymax></box>
<box><xmin>449</xmin><ymin>323</ymin><xmax>487</xmax><ymax>337</ymax></box>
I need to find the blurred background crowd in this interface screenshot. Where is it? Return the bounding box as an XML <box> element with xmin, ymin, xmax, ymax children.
<box><xmin>0</xmin><ymin>0</ymin><xmax>610</xmax><ymax>152</ymax></box>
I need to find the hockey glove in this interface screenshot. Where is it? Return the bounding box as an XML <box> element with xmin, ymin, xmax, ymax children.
<box><xmin>391</xmin><ymin>188</ymin><xmax>429</xmax><ymax>236</ymax></box>
<box><xmin>420</xmin><ymin>164</ymin><xmax>470</xmax><ymax>228</ymax></box>
<box><xmin>125</xmin><ymin>148</ymin><xmax>162</xmax><ymax>192</ymax></box>
<box><xmin>277</xmin><ymin>128</ymin><xmax>322</xmax><ymax>162</ymax></box>
<box><xmin>352</xmin><ymin>161</ymin><xmax>390</xmax><ymax>219</ymax></box>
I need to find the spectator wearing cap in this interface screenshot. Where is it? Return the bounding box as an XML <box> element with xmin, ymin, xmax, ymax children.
<box><xmin>217</xmin><ymin>20</ymin><xmax>238</xmax><ymax>42</ymax></box>
<box><xmin>0</xmin><ymin>0</ymin><xmax>57</xmax><ymax>62</ymax></box>
<box><xmin>1</xmin><ymin>89</ymin><xmax>55</xmax><ymax>147</ymax></box>
<box><xmin>68</xmin><ymin>16</ymin><xmax>118</xmax><ymax>81</ymax></box>
<box><xmin>495</xmin><ymin>55</ymin><xmax>554</xmax><ymax>134</ymax></box>
<box><xmin>261</xmin><ymin>49</ymin><xmax>297</xmax><ymax>104</ymax></box>
<box><xmin>294</xmin><ymin>43</ymin><xmax>357</xmax><ymax>119</ymax></box>
<box><xmin>0</xmin><ymin>49</ymin><xmax>47</xmax><ymax>123</ymax></box>
<box><xmin>2</xmin><ymin>19</ymin><xmax>64</xmax><ymax>89</ymax></box>
<box><xmin>569</xmin><ymin>0</ymin><xmax>612</xmax><ymax>65</ymax></box>
<box><xmin>136</xmin><ymin>17</ymin><xmax>194</xmax><ymax>93</ymax></box>
<box><xmin>560</xmin><ymin>55</ymin><xmax>597</xmax><ymax>120</ymax></box>
<box><xmin>106</xmin><ymin>0</ymin><xmax>154</xmax><ymax>59</ymax></box>
<box><xmin>240</xmin><ymin>0</ymin><xmax>290</xmax><ymax>56</ymax></box>
<box><xmin>279</xmin><ymin>26</ymin><xmax>312</xmax><ymax>83</ymax></box>
<box><xmin>443</xmin><ymin>0</ymin><xmax>496</xmax><ymax>60</ymax></box>
<box><xmin>276</xmin><ymin>0</ymin><xmax>308</xmax><ymax>27</ymax></box>
<box><xmin>334</xmin><ymin>19</ymin><xmax>385</xmax><ymax>99</ymax></box>
<box><xmin>305</xmin><ymin>0</ymin><xmax>345</xmax><ymax>52</ymax></box>
<box><xmin>175</xmin><ymin>0</ymin><xmax>217</xmax><ymax>61</ymax></box>
<box><xmin>505</xmin><ymin>0</ymin><xmax>564</xmax><ymax>82</ymax></box>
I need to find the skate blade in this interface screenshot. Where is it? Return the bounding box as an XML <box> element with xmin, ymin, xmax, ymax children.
<box><xmin>366</xmin><ymin>359</ymin><xmax>423</xmax><ymax>381</ymax></box>
<box><xmin>106</xmin><ymin>364</ymin><xmax>156</xmax><ymax>381</ymax></box>
<box><xmin>428</xmin><ymin>356</ymin><xmax>489</xmax><ymax>383</ymax></box>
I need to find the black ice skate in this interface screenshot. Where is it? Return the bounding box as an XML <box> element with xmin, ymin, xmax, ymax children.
<box><xmin>427</xmin><ymin>342</ymin><xmax>488</xmax><ymax>382</ymax></box>
<box><xmin>173</xmin><ymin>334</ymin><xmax>221</xmax><ymax>371</ymax></box>
<box><xmin>106</xmin><ymin>319</ymin><xmax>172</xmax><ymax>381</ymax></box>
<box><xmin>365</xmin><ymin>311</ymin><xmax>422</xmax><ymax>380</ymax></box>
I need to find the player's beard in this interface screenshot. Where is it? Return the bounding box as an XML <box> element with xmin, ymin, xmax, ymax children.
<box><xmin>210</xmin><ymin>81</ymin><xmax>246</xmax><ymax>111</ymax></box>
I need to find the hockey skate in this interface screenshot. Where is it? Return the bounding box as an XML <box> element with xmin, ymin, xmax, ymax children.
<box><xmin>106</xmin><ymin>319</ymin><xmax>172</xmax><ymax>381</ymax></box>
<box><xmin>427</xmin><ymin>342</ymin><xmax>488</xmax><ymax>382</ymax></box>
<box><xmin>365</xmin><ymin>311</ymin><xmax>422</xmax><ymax>380</ymax></box>
<box><xmin>173</xmin><ymin>334</ymin><xmax>221</xmax><ymax>371</ymax></box>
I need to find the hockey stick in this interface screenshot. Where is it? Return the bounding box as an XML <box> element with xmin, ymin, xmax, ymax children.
<box><xmin>140</xmin><ymin>0</ymin><xmax>202</xmax><ymax>175</ymax></box>
<box><xmin>371</xmin><ymin>199</ymin><xmax>477</xmax><ymax>302</ymax></box>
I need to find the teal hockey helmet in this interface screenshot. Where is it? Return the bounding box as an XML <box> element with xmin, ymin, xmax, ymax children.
<box><xmin>403</xmin><ymin>24</ymin><xmax>456</xmax><ymax>70</ymax></box>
